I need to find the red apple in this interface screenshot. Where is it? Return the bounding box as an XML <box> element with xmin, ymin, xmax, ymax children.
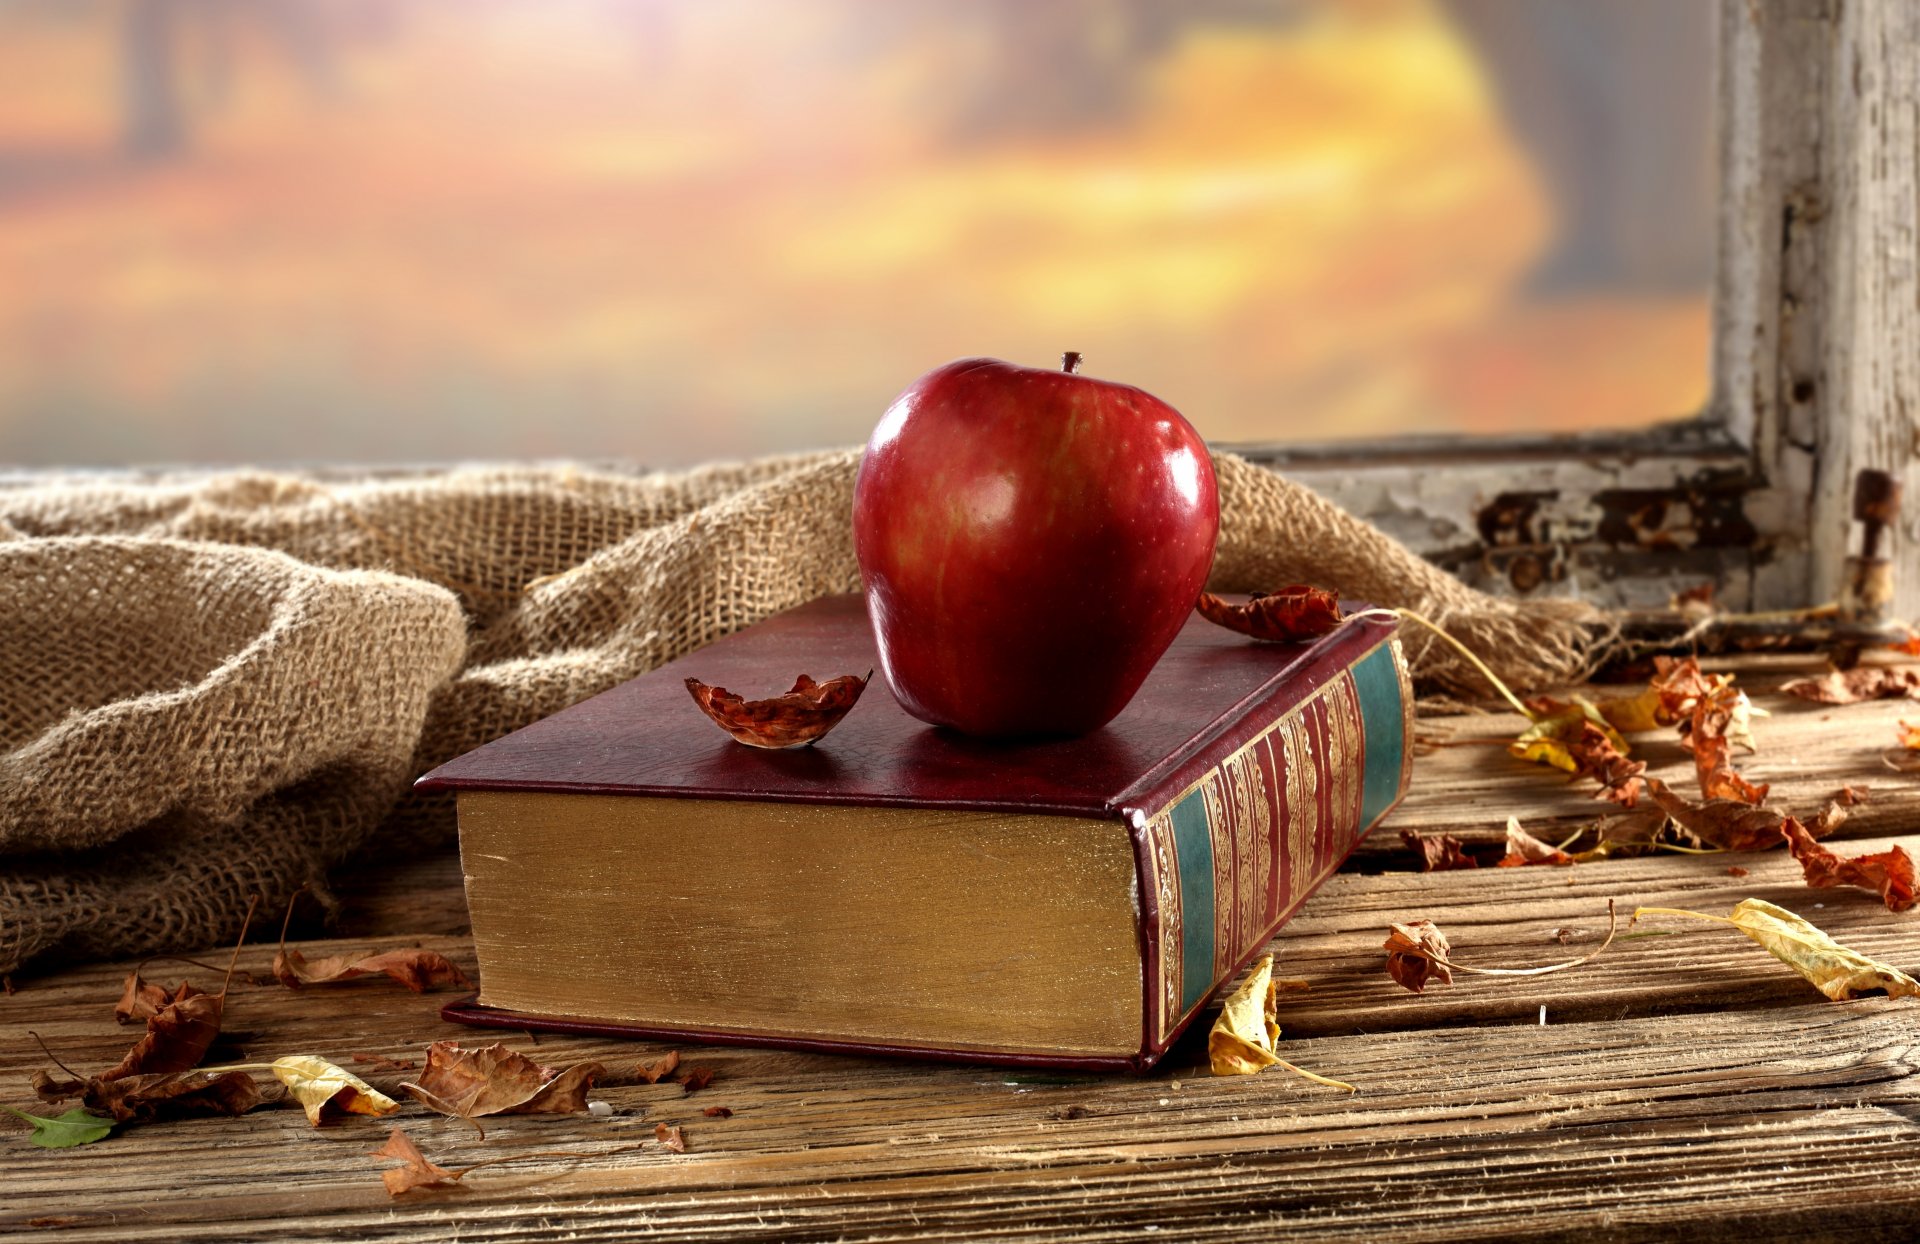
<box><xmin>853</xmin><ymin>354</ymin><xmax>1219</xmax><ymax>737</ymax></box>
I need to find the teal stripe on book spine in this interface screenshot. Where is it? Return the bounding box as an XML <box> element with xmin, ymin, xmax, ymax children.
<box><xmin>1351</xmin><ymin>643</ymin><xmax>1406</xmax><ymax>827</ymax></box>
<box><xmin>1168</xmin><ymin>792</ymin><xmax>1216</xmax><ymax>1018</ymax></box>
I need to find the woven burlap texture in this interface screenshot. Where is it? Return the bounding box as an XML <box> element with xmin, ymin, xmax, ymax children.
<box><xmin>0</xmin><ymin>450</ymin><xmax>1600</xmax><ymax>976</ymax></box>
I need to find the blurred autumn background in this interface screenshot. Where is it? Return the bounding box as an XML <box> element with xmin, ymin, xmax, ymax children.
<box><xmin>0</xmin><ymin>0</ymin><xmax>1714</xmax><ymax>467</ymax></box>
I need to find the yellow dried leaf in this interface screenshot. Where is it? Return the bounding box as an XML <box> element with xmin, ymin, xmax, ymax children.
<box><xmin>1635</xmin><ymin>899</ymin><xmax>1920</xmax><ymax>1001</ymax></box>
<box><xmin>272</xmin><ymin>1055</ymin><xmax>402</xmax><ymax>1126</ymax></box>
<box><xmin>1208</xmin><ymin>955</ymin><xmax>1281</xmax><ymax>1075</ymax></box>
<box><xmin>1207</xmin><ymin>956</ymin><xmax>1354</xmax><ymax>1090</ymax></box>
<box><xmin>1510</xmin><ymin>699</ymin><xmax>1630</xmax><ymax>772</ymax></box>
<box><xmin>1595</xmin><ymin>685</ymin><xmax>1668</xmax><ymax>734</ymax></box>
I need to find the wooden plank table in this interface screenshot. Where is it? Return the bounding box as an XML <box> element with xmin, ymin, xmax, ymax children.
<box><xmin>6</xmin><ymin>661</ymin><xmax>1920</xmax><ymax>1241</ymax></box>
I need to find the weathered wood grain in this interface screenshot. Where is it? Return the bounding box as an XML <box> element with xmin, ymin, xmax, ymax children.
<box><xmin>6</xmin><ymin>662</ymin><xmax>1920</xmax><ymax>1240</ymax></box>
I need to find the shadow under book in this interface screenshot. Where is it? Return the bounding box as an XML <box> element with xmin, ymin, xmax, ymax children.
<box><xmin>416</xmin><ymin>593</ymin><xmax>1412</xmax><ymax>1071</ymax></box>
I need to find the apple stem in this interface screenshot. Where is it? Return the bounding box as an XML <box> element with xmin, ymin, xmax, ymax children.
<box><xmin>1061</xmin><ymin>351</ymin><xmax>1082</xmax><ymax>374</ymax></box>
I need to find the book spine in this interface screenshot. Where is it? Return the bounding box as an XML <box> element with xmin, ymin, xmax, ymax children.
<box><xmin>1126</xmin><ymin>627</ymin><xmax>1413</xmax><ymax>1062</ymax></box>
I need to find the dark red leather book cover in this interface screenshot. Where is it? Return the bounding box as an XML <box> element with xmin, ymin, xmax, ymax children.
<box><xmin>423</xmin><ymin>593</ymin><xmax>1412</xmax><ymax>1071</ymax></box>
<box><xmin>417</xmin><ymin>593</ymin><xmax>1398</xmax><ymax>818</ymax></box>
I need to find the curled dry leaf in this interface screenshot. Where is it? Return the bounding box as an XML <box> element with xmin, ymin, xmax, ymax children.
<box><xmin>275</xmin><ymin>947</ymin><xmax>472</xmax><ymax>994</ymax></box>
<box><xmin>638</xmin><ymin>1051</ymin><xmax>681</xmax><ymax>1084</ymax></box>
<box><xmin>1195</xmin><ymin>585</ymin><xmax>1344</xmax><ymax>643</ymax></box>
<box><xmin>372</xmin><ymin>1128</ymin><xmax>462</xmax><ymax>1196</ymax></box>
<box><xmin>1498</xmin><ymin>817</ymin><xmax>1573</xmax><ymax>868</ymax></box>
<box><xmin>1650</xmin><ymin>657</ymin><xmax>1769</xmax><ymax>804</ymax></box>
<box><xmin>100</xmin><ymin>981</ymin><xmax>224</xmax><ymax>1081</ymax></box>
<box><xmin>655</xmin><ymin>1122</ymin><xmax>688</xmax><ymax>1153</ymax></box>
<box><xmin>271</xmin><ymin>1055</ymin><xmax>403</xmax><ymax>1126</ymax></box>
<box><xmin>1206</xmin><ymin>954</ymin><xmax>1354</xmax><ymax>1090</ymax></box>
<box><xmin>114</xmin><ymin>973</ymin><xmax>173</xmax><ymax>1025</ymax></box>
<box><xmin>1782</xmin><ymin>667</ymin><xmax>1920</xmax><ymax>705</ymax></box>
<box><xmin>702</xmin><ymin>1106</ymin><xmax>733</xmax><ymax>1118</ymax></box>
<box><xmin>1400</xmin><ymin>827</ymin><xmax>1477</xmax><ymax>872</ymax></box>
<box><xmin>1635</xmin><ymin>899</ymin><xmax>1920</xmax><ymax>1000</ymax></box>
<box><xmin>368</xmin><ymin>1127</ymin><xmax>616</xmax><ymax>1198</ymax></box>
<box><xmin>685</xmin><ymin>672</ymin><xmax>870</xmax><ymax>749</ymax></box>
<box><xmin>400</xmin><ymin>1041</ymin><xmax>604</xmax><ymax>1133</ymax></box>
<box><xmin>680</xmin><ymin>1066</ymin><xmax>715</xmax><ymax>1094</ymax></box>
<box><xmin>1643</xmin><ymin>778</ymin><xmax>1787</xmax><ymax>852</ymax></box>
<box><xmin>1384</xmin><ymin>921</ymin><xmax>1453</xmax><ymax>993</ymax></box>
<box><xmin>38</xmin><ymin>1068</ymin><xmax>264</xmax><ymax>1124</ymax></box>
<box><xmin>1385</xmin><ymin>904</ymin><xmax>1618</xmax><ymax>993</ymax></box>
<box><xmin>1781</xmin><ymin>820</ymin><xmax>1917</xmax><ymax>913</ymax></box>
<box><xmin>1511</xmin><ymin>701</ymin><xmax>1645</xmax><ymax>807</ymax></box>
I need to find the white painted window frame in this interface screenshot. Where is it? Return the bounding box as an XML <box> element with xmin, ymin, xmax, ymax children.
<box><xmin>1226</xmin><ymin>0</ymin><xmax>1919</xmax><ymax>617</ymax></box>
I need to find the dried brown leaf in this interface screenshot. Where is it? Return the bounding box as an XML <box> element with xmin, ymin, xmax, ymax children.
<box><xmin>1782</xmin><ymin>819</ymin><xmax>1918</xmax><ymax>912</ymax></box>
<box><xmin>274</xmin><ymin>947</ymin><xmax>472</xmax><ymax>993</ymax></box>
<box><xmin>638</xmin><ymin>1051</ymin><xmax>681</xmax><ymax>1084</ymax></box>
<box><xmin>113</xmin><ymin>973</ymin><xmax>173</xmax><ymax>1025</ymax></box>
<box><xmin>685</xmin><ymin>672</ymin><xmax>870</xmax><ymax>749</ymax></box>
<box><xmin>680</xmin><ymin>1066</ymin><xmax>715</xmax><ymax>1094</ymax></box>
<box><xmin>1644</xmin><ymin>778</ymin><xmax>1789</xmax><ymax>852</ymax></box>
<box><xmin>702</xmin><ymin>1106</ymin><xmax>733</xmax><ymax>1118</ymax></box>
<box><xmin>100</xmin><ymin>982</ymin><xmax>224</xmax><ymax>1081</ymax></box>
<box><xmin>1195</xmin><ymin>585</ymin><xmax>1344</xmax><ymax>643</ymax></box>
<box><xmin>1498</xmin><ymin>817</ymin><xmax>1574</xmax><ymax>867</ymax></box>
<box><xmin>1399</xmin><ymin>827</ymin><xmax>1477</xmax><ymax>872</ymax></box>
<box><xmin>399</xmin><ymin>1042</ymin><xmax>603</xmax><ymax>1131</ymax></box>
<box><xmin>44</xmin><ymin>1070</ymin><xmax>266</xmax><ymax>1124</ymax></box>
<box><xmin>371</xmin><ymin>1127</ymin><xmax>464</xmax><ymax>1196</ymax></box>
<box><xmin>1782</xmin><ymin>667</ymin><xmax>1920</xmax><ymax>705</ymax></box>
<box><xmin>655</xmin><ymin>1123</ymin><xmax>687</xmax><ymax>1153</ymax></box>
<box><xmin>1384</xmin><ymin>921</ymin><xmax>1453</xmax><ymax>993</ymax></box>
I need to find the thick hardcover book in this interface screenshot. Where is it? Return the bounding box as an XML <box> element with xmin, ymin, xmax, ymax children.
<box><xmin>418</xmin><ymin>593</ymin><xmax>1412</xmax><ymax>1071</ymax></box>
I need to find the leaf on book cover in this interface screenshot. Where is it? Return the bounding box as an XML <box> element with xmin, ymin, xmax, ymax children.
<box><xmin>1384</xmin><ymin>921</ymin><xmax>1454</xmax><ymax>993</ymax></box>
<box><xmin>4</xmin><ymin>1106</ymin><xmax>115</xmax><ymax>1149</ymax></box>
<box><xmin>1498</xmin><ymin>818</ymin><xmax>1574</xmax><ymax>867</ymax></box>
<box><xmin>400</xmin><ymin>1042</ymin><xmax>604</xmax><ymax>1134</ymax></box>
<box><xmin>1782</xmin><ymin>666</ymin><xmax>1920</xmax><ymax>705</ymax></box>
<box><xmin>680</xmin><ymin>1066</ymin><xmax>715</xmax><ymax>1094</ymax></box>
<box><xmin>271</xmin><ymin>1055</ymin><xmax>403</xmax><ymax>1126</ymax></box>
<box><xmin>1781</xmin><ymin>820</ymin><xmax>1918</xmax><ymax>912</ymax></box>
<box><xmin>273</xmin><ymin>946</ymin><xmax>473</xmax><ymax>994</ymax></box>
<box><xmin>638</xmin><ymin>1051</ymin><xmax>680</xmax><ymax>1084</ymax></box>
<box><xmin>1400</xmin><ymin>827</ymin><xmax>1477</xmax><ymax>872</ymax></box>
<box><xmin>1195</xmin><ymin>585</ymin><xmax>1343</xmax><ymax>643</ymax></box>
<box><xmin>1206</xmin><ymin>955</ymin><xmax>1354</xmax><ymax>1090</ymax></box>
<box><xmin>655</xmin><ymin>1123</ymin><xmax>688</xmax><ymax>1152</ymax></box>
<box><xmin>684</xmin><ymin>672</ymin><xmax>871</xmax><ymax>749</ymax></box>
<box><xmin>1634</xmin><ymin>899</ymin><xmax>1920</xmax><ymax>1000</ymax></box>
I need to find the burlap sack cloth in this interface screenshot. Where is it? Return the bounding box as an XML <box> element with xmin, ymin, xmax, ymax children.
<box><xmin>0</xmin><ymin>450</ymin><xmax>1602</xmax><ymax>976</ymax></box>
